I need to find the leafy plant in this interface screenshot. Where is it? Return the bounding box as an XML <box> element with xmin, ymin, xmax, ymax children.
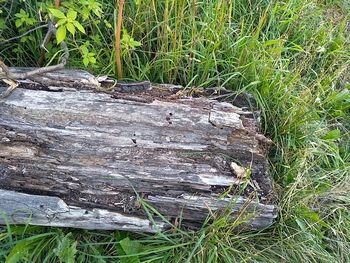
<box><xmin>121</xmin><ymin>29</ymin><xmax>142</xmax><ymax>54</ymax></box>
<box><xmin>14</xmin><ymin>9</ymin><xmax>36</xmax><ymax>28</ymax></box>
<box><xmin>80</xmin><ymin>41</ymin><xmax>96</xmax><ymax>67</ymax></box>
<box><xmin>49</xmin><ymin>8</ymin><xmax>85</xmax><ymax>43</ymax></box>
<box><xmin>118</xmin><ymin>237</ymin><xmax>143</xmax><ymax>263</ymax></box>
<box><xmin>79</xmin><ymin>0</ymin><xmax>103</xmax><ymax>20</ymax></box>
<box><xmin>53</xmin><ymin>233</ymin><xmax>77</xmax><ymax>263</ymax></box>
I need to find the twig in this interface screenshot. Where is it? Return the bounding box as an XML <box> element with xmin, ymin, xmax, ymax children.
<box><xmin>0</xmin><ymin>40</ymin><xmax>68</xmax><ymax>80</ymax></box>
<box><xmin>37</xmin><ymin>33</ymin><xmax>52</xmax><ymax>65</ymax></box>
<box><xmin>40</xmin><ymin>21</ymin><xmax>56</xmax><ymax>51</ymax></box>
<box><xmin>37</xmin><ymin>0</ymin><xmax>61</xmax><ymax>66</ymax></box>
<box><xmin>55</xmin><ymin>0</ymin><xmax>60</xmax><ymax>8</ymax></box>
<box><xmin>0</xmin><ymin>23</ymin><xmax>69</xmax><ymax>99</ymax></box>
<box><xmin>0</xmin><ymin>24</ymin><xmax>48</xmax><ymax>46</ymax></box>
<box><xmin>0</xmin><ymin>0</ymin><xmax>69</xmax><ymax>98</ymax></box>
<box><xmin>0</xmin><ymin>20</ymin><xmax>68</xmax><ymax>80</ymax></box>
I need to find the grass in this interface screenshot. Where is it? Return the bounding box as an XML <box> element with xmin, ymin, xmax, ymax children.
<box><xmin>0</xmin><ymin>0</ymin><xmax>349</xmax><ymax>262</ymax></box>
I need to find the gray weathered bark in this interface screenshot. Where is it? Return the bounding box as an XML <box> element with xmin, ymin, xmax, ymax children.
<box><xmin>0</xmin><ymin>69</ymin><xmax>277</xmax><ymax>232</ymax></box>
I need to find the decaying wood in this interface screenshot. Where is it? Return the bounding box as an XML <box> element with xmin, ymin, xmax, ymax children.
<box><xmin>0</xmin><ymin>69</ymin><xmax>277</xmax><ymax>232</ymax></box>
<box><xmin>0</xmin><ymin>189</ymin><xmax>165</xmax><ymax>232</ymax></box>
<box><xmin>0</xmin><ymin>67</ymin><xmax>99</xmax><ymax>90</ymax></box>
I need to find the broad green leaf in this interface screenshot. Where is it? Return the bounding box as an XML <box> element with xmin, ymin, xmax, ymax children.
<box><xmin>20</xmin><ymin>35</ymin><xmax>34</xmax><ymax>43</ymax></box>
<box><xmin>56</xmin><ymin>26</ymin><xmax>67</xmax><ymax>43</ymax></box>
<box><xmin>15</xmin><ymin>19</ymin><xmax>23</xmax><ymax>28</ymax></box>
<box><xmin>72</xmin><ymin>21</ymin><xmax>85</xmax><ymax>33</ymax></box>
<box><xmin>14</xmin><ymin>13</ymin><xmax>22</xmax><ymax>18</ymax></box>
<box><xmin>322</xmin><ymin>129</ymin><xmax>341</xmax><ymax>140</ymax></box>
<box><xmin>6</xmin><ymin>239</ymin><xmax>31</xmax><ymax>263</ymax></box>
<box><xmin>57</xmin><ymin>18</ymin><xmax>67</xmax><ymax>26</ymax></box>
<box><xmin>83</xmin><ymin>57</ymin><xmax>89</xmax><ymax>66</ymax></box>
<box><xmin>119</xmin><ymin>237</ymin><xmax>142</xmax><ymax>263</ymax></box>
<box><xmin>89</xmin><ymin>56</ymin><xmax>96</xmax><ymax>64</ymax></box>
<box><xmin>67</xmin><ymin>10</ymin><xmax>77</xmax><ymax>21</ymax></box>
<box><xmin>66</xmin><ymin>22</ymin><xmax>75</xmax><ymax>36</ymax></box>
<box><xmin>130</xmin><ymin>39</ymin><xmax>142</xmax><ymax>47</ymax></box>
<box><xmin>80</xmin><ymin>7</ymin><xmax>90</xmax><ymax>21</ymax></box>
<box><xmin>49</xmin><ymin>8</ymin><xmax>66</xmax><ymax>19</ymax></box>
<box><xmin>81</xmin><ymin>46</ymin><xmax>89</xmax><ymax>54</ymax></box>
<box><xmin>307</xmin><ymin>211</ymin><xmax>329</xmax><ymax>228</ymax></box>
<box><xmin>93</xmin><ymin>8</ymin><xmax>102</xmax><ymax>18</ymax></box>
<box><xmin>15</xmin><ymin>9</ymin><xmax>27</xmax><ymax>18</ymax></box>
<box><xmin>26</xmin><ymin>17</ymin><xmax>36</xmax><ymax>26</ymax></box>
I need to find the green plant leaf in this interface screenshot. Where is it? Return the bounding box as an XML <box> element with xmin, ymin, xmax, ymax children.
<box><xmin>56</xmin><ymin>26</ymin><xmax>67</xmax><ymax>43</ymax></box>
<box><xmin>15</xmin><ymin>19</ymin><xmax>23</xmax><ymax>28</ymax></box>
<box><xmin>57</xmin><ymin>18</ymin><xmax>67</xmax><ymax>26</ymax></box>
<box><xmin>103</xmin><ymin>19</ymin><xmax>112</xmax><ymax>29</ymax></box>
<box><xmin>89</xmin><ymin>56</ymin><xmax>96</xmax><ymax>64</ymax></box>
<box><xmin>322</xmin><ymin>130</ymin><xmax>341</xmax><ymax>140</ymax></box>
<box><xmin>130</xmin><ymin>39</ymin><xmax>142</xmax><ymax>47</ymax></box>
<box><xmin>119</xmin><ymin>237</ymin><xmax>142</xmax><ymax>263</ymax></box>
<box><xmin>67</xmin><ymin>10</ymin><xmax>77</xmax><ymax>20</ymax></box>
<box><xmin>81</xmin><ymin>45</ymin><xmax>89</xmax><ymax>55</ymax></box>
<box><xmin>5</xmin><ymin>239</ymin><xmax>31</xmax><ymax>263</ymax></box>
<box><xmin>15</xmin><ymin>9</ymin><xmax>27</xmax><ymax>18</ymax></box>
<box><xmin>83</xmin><ymin>57</ymin><xmax>89</xmax><ymax>66</ymax></box>
<box><xmin>66</xmin><ymin>22</ymin><xmax>75</xmax><ymax>36</ymax></box>
<box><xmin>49</xmin><ymin>8</ymin><xmax>66</xmax><ymax>19</ymax></box>
<box><xmin>72</xmin><ymin>21</ymin><xmax>85</xmax><ymax>33</ymax></box>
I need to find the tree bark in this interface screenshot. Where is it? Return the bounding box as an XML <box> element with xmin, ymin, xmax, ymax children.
<box><xmin>0</xmin><ymin>69</ymin><xmax>277</xmax><ymax>232</ymax></box>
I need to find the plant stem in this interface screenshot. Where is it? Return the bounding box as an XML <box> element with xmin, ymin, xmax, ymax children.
<box><xmin>115</xmin><ymin>0</ymin><xmax>125</xmax><ymax>80</ymax></box>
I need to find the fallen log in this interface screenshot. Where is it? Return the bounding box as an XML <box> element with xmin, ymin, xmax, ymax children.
<box><xmin>0</xmin><ymin>69</ymin><xmax>277</xmax><ymax>232</ymax></box>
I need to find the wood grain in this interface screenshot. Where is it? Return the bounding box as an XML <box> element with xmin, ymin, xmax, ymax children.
<box><xmin>0</xmin><ymin>69</ymin><xmax>277</xmax><ymax>232</ymax></box>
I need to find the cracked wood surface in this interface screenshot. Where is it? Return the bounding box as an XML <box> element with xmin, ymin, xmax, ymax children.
<box><xmin>0</xmin><ymin>189</ymin><xmax>165</xmax><ymax>232</ymax></box>
<box><xmin>0</xmin><ymin>69</ymin><xmax>276</xmax><ymax>232</ymax></box>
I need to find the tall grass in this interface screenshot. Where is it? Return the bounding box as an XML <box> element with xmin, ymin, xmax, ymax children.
<box><xmin>0</xmin><ymin>0</ymin><xmax>349</xmax><ymax>262</ymax></box>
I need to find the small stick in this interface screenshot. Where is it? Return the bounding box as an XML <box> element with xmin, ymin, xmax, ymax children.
<box><xmin>0</xmin><ymin>26</ymin><xmax>69</xmax><ymax>98</ymax></box>
<box><xmin>37</xmin><ymin>0</ymin><xmax>61</xmax><ymax>66</ymax></box>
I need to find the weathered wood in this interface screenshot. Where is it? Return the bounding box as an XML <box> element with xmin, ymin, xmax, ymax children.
<box><xmin>1</xmin><ymin>67</ymin><xmax>101</xmax><ymax>90</ymax></box>
<box><xmin>0</xmin><ymin>69</ymin><xmax>277</xmax><ymax>232</ymax></box>
<box><xmin>0</xmin><ymin>189</ymin><xmax>165</xmax><ymax>232</ymax></box>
